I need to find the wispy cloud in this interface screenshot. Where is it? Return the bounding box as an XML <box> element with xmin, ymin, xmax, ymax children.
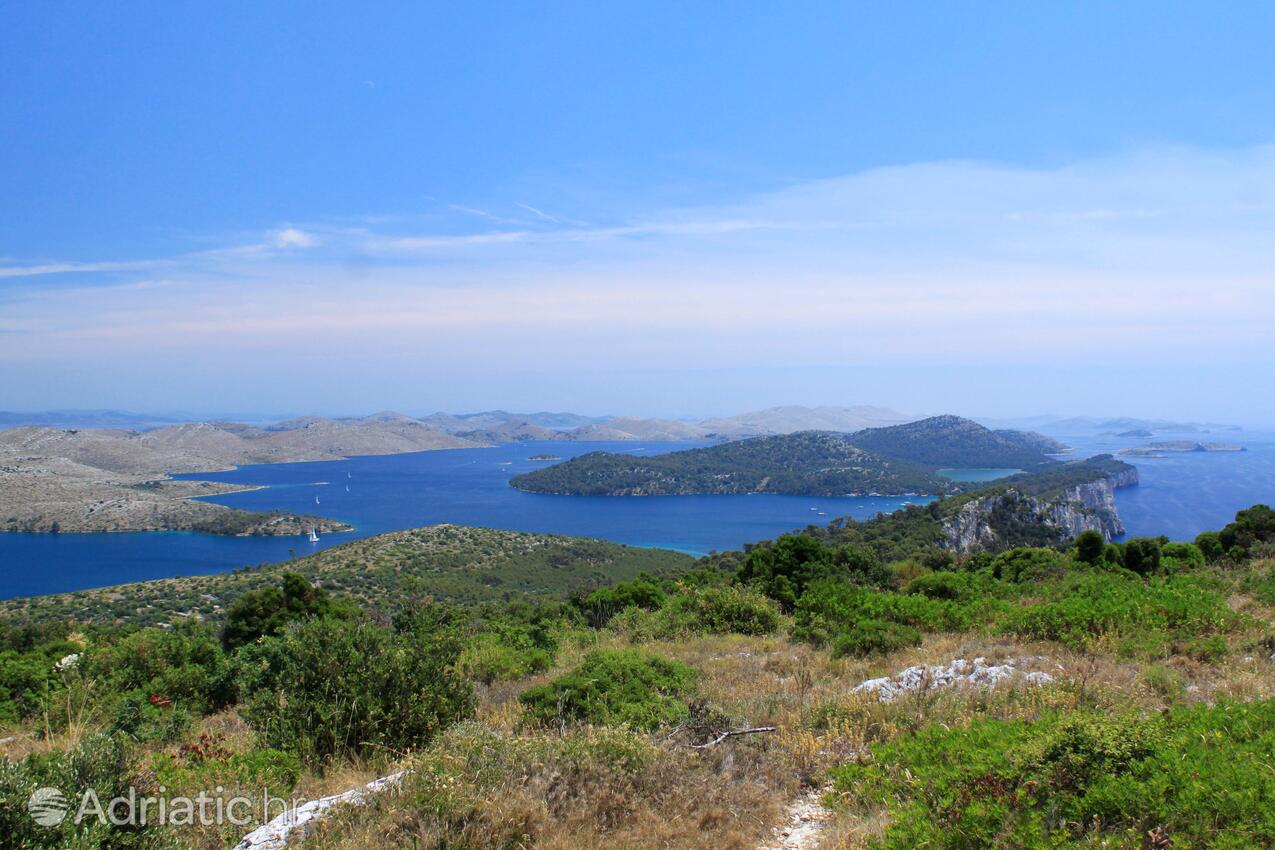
<box><xmin>2</xmin><ymin>144</ymin><xmax>1273</xmax><ymax>416</ymax></box>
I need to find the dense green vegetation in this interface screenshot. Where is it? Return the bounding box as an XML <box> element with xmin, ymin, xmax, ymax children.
<box><xmin>0</xmin><ymin>504</ymin><xmax>1271</xmax><ymax>849</ymax></box>
<box><xmin>832</xmin><ymin>701</ymin><xmax>1275</xmax><ymax>849</ymax></box>
<box><xmin>846</xmin><ymin>414</ymin><xmax>1062</xmax><ymax>469</ymax></box>
<box><xmin>0</xmin><ymin>524</ymin><xmax>693</xmax><ymax>628</ymax></box>
<box><xmin>512</xmin><ymin>430</ymin><xmax>944</xmax><ymax>495</ymax></box>
<box><xmin>511</xmin><ymin>415</ymin><xmax>1067</xmax><ymax>496</ymax></box>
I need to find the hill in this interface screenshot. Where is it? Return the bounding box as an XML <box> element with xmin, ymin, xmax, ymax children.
<box><xmin>510</xmin><ymin>431</ymin><xmax>944</xmax><ymax>496</ymax></box>
<box><xmin>0</xmin><ymin>524</ymin><xmax>693</xmax><ymax>627</ymax></box>
<box><xmin>0</xmin><ymin>418</ymin><xmax>482</xmax><ymax>535</ymax></box>
<box><xmin>511</xmin><ymin>416</ymin><xmax>1062</xmax><ymax>497</ymax></box>
<box><xmin>845</xmin><ymin>415</ymin><xmax>1061</xmax><ymax>469</ymax></box>
<box><xmin>812</xmin><ymin>455</ymin><xmax>1139</xmax><ymax>559</ymax></box>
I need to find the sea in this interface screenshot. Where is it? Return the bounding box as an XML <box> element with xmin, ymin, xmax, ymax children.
<box><xmin>1</xmin><ymin>431</ymin><xmax>1271</xmax><ymax>600</ymax></box>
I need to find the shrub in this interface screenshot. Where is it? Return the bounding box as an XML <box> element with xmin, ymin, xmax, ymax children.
<box><xmin>1121</xmin><ymin>537</ymin><xmax>1164</xmax><ymax>576</ymax></box>
<box><xmin>658</xmin><ymin>584</ymin><xmax>781</xmax><ymax>637</ymax></box>
<box><xmin>459</xmin><ymin>629</ymin><xmax>554</xmax><ymax>684</ymax></box>
<box><xmin>904</xmin><ymin>571</ymin><xmax>972</xmax><ymax>601</ymax></box>
<box><xmin>235</xmin><ymin>612</ymin><xmax>475</xmax><ymax>762</ymax></box>
<box><xmin>831</xmin><ymin>619</ymin><xmax>922</xmax><ymax>657</ymax></box>
<box><xmin>990</xmin><ymin>547</ymin><xmax>1071</xmax><ymax>583</ymax></box>
<box><xmin>1074</xmin><ymin>529</ymin><xmax>1105</xmax><ymax>565</ymax></box>
<box><xmin>221</xmin><ymin>572</ymin><xmax>355</xmax><ymax>650</ymax></box>
<box><xmin>0</xmin><ymin>734</ymin><xmax>150</xmax><ymax>849</ymax></box>
<box><xmin>574</xmin><ymin>575</ymin><xmax>666</xmax><ymax>628</ymax></box>
<box><xmin>831</xmin><ymin>701</ymin><xmax>1275</xmax><ymax>849</ymax></box>
<box><xmin>1194</xmin><ymin>530</ymin><xmax>1225</xmax><ymax>562</ymax></box>
<box><xmin>791</xmin><ymin>580</ymin><xmax>978</xmax><ymax>647</ymax></box>
<box><xmin>81</xmin><ymin>621</ymin><xmax>232</xmax><ymax>718</ymax></box>
<box><xmin>1001</xmin><ymin>572</ymin><xmax>1241</xmax><ymax>655</ymax></box>
<box><xmin>1160</xmin><ymin>541</ymin><xmax>1205</xmax><ymax>572</ymax></box>
<box><xmin>737</xmin><ymin>534</ymin><xmax>843</xmax><ymax>610</ymax></box>
<box><xmin>519</xmin><ymin>650</ymin><xmax>696</xmax><ymax>731</ymax></box>
<box><xmin>1219</xmin><ymin>504</ymin><xmax>1275</xmax><ymax>558</ymax></box>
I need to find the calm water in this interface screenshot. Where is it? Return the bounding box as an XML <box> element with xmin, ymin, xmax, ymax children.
<box><xmin>938</xmin><ymin>468</ymin><xmax>1022</xmax><ymax>482</ymax></box>
<box><xmin>1044</xmin><ymin>429</ymin><xmax>1275</xmax><ymax>543</ymax></box>
<box><xmin>1</xmin><ymin>432</ymin><xmax>1271</xmax><ymax>600</ymax></box>
<box><xmin>0</xmin><ymin>441</ymin><xmax>933</xmax><ymax>599</ymax></box>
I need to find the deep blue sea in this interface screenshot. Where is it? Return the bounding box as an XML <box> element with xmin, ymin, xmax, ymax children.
<box><xmin>1</xmin><ymin>431</ymin><xmax>1271</xmax><ymax>600</ymax></box>
<box><xmin>0</xmin><ymin>441</ymin><xmax>932</xmax><ymax>599</ymax></box>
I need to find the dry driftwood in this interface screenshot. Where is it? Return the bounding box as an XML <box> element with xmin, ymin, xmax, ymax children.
<box><xmin>691</xmin><ymin>726</ymin><xmax>777</xmax><ymax>749</ymax></box>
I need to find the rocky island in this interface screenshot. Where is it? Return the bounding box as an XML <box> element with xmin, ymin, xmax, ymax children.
<box><xmin>0</xmin><ymin>415</ymin><xmax>480</xmax><ymax>535</ymax></box>
<box><xmin>1119</xmin><ymin>440</ymin><xmax>1246</xmax><ymax>457</ymax></box>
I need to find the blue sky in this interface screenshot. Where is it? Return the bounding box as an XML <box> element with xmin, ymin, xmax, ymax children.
<box><xmin>2</xmin><ymin>2</ymin><xmax>1274</xmax><ymax>423</ymax></box>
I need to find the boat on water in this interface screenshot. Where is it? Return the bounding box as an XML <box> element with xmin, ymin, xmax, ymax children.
<box><xmin>308</xmin><ymin>528</ymin><xmax>320</xmax><ymax>543</ymax></box>
<box><xmin>345</xmin><ymin>485</ymin><xmax>350</xmax><ymax>492</ymax></box>
<box><xmin>314</xmin><ymin>495</ymin><xmax>320</xmax><ymax>505</ymax></box>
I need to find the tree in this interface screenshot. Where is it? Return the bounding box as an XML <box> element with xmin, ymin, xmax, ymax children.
<box><xmin>737</xmin><ymin>534</ymin><xmax>839</xmax><ymax>611</ymax></box>
<box><xmin>1075</xmin><ymin>530</ymin><xmax>1105</xmax><ymax>565</ymax></box>
<box><xmin>221</xmin><ymin>573</ymin><xmax>351</xmax><ymax>650</ymax></box>
<box><xmin>1122</xmin><ymin>538</ymin><xmax>1163</xmax><ymax>576</ymax></box>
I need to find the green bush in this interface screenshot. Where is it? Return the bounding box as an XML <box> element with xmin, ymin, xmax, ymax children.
<box><xmin>1001</xmin><ymin>572</ymin><xmax>1241</xmax><ymax>654</ymax></box>
<box><xmin>519</xmin><ymin>650</ymin><xmax>696</xmax><ymax>731</ymax></box>
<box><xmin>574</xmin><ymin>575</ymin><xmax>667</xmax><ymax>628</ymax></box>
<box><xmin>791</xmin><ymin>580</ymin><xmax>980</xmax><ymax>647</ymax></box>
<box><xmin>830</xmin><ymin>700</ymin><xmax>1275</xmax><ymax>849</ymax></box>
<box><xmin>1074</xmin><ymin>529</ymin><xmax>1105</xmax><ymax>565</ymax></box>
<box><xmin>831</xmin><ymin>619</ymin><xmax>922</xmax><ymax>657</ymax></box>
<box><xmin>81</xmin><ymin>621</ymin><xmax>232</xmax><ymax>718</ymax></box>
<box><xmin>661</xmin><ymin>584</ymin><xmax>781</xmax><ymax>636</ymax></box>
<box><xmin>459</xmin><ymin>626</ymin><xmax>554</xmax><ymax>684</ymax></box>
<box><xmin>1160</xmin><ymin>541</ymin><xmax>1205</xmax><ymax>572</ymax></box>
<box><xmin>990</xmin><ymin>546</ymin><xmax>1070</xmax><ymax>582</ymax></box>
<box><xmin>0</xmin><ymin>733</ymin><xmax>151</xmax><ymax>849</ymax></box>
<box><xmin>235</xmin><ymin>612</ymin><xmax>475</xmax><ymax>762</ymax></box>
<box><xmin>221</xmin><ymin>572</ymin><xmax>356</xmax><ymax>650</ymax></box>
<box><xmin>904</xmin><ymin>571</ymin><xmax>974</xmax><ymax>601</ymax></box>
<box><xmin>1122</xmin><ymin>537</ymin><xmax>1164</xmax><ymax>576</ymax></box>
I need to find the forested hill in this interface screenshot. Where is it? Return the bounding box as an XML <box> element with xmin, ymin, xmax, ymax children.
<box><xmin>845</xmin><ymin>415</ymin><xmax>1065</xmax><ymax>469</ymax></box>
<box><xmin>510</xmin><ymin>415</ymin><xmax>1065</xmax><ymax>497</ymax></box>
<box><xmin>509</xmin><ymin>431</ymin><xmax>944</xmax><ymax>496</ymax></box>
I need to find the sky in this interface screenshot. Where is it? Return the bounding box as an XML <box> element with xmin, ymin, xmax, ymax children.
<box><xmin>2</xmin><ymin>3</ymin><xmax>1274</xmax><ymax>424</ymax></box>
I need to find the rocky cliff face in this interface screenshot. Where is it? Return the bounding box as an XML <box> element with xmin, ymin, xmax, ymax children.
<box><xmin>941</xmin><ymin>467</ymin><xmax>1139</xmax><ymax>554</ymax></box>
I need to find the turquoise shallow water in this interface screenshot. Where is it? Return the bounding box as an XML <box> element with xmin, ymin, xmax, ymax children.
<box><xmin>0</xmin><ymin>440</ymin><xmax>933</xmax><ymax>599</ymax></box>
<box><xmin>0</xmin><ymin>431</ymin><xmax>1270</xmax><ymax>600</ymax></box>
<box><xmin>938</xmin><ymin>468</ymin><xmax>1023</xmax><ymax>482</ymax></box>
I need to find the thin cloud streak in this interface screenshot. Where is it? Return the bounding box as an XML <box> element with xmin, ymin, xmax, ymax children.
<box><xmin>1</xmin><ymin>143</ymin><xmax>1273</xmax><ymax>411</ymax></box>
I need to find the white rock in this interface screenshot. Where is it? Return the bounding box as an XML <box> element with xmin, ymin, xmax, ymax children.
<box><xmin>851</xmin><ymin>657</ymin><xmax>1055</xmax><ymax>703</ymax></box>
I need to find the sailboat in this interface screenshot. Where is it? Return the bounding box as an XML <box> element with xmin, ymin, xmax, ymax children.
<box><xmin>314</xmin><ymin>495</ymin><xmax>320</xmax><ymax>505</ymax></box>
<box><xmin>345</xmin><ymin>485</ymin><xmax>350</xmax><ymax>493</ymax></box>
<box><xmin>308</xmin><ymin>528</ymin><xmax>320</xmax><ymax>543</ymax></box>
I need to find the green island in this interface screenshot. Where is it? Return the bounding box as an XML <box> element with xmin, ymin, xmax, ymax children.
<box><xmin>509</xmin><ymin>415</ymin><xmax>1066</xmax><ymax>496</ymax></box>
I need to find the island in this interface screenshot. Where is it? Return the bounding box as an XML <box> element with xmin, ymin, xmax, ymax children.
<box><xmin>509</xmin><ymin>415</ymin><xmax>1067</xmax><ymax>497</ymax></box>
<box><xmin>0</xmin><ymin>415</ymin><xmax>480</xmax><ymax>535</ymax></box>
<box><xmin>1119</xmin><ymin>441</ymin><xmax>1246</xmax><ymax>457</ymax></box>
<box><xmin>528</xmin><ymin>454</ymin><xmax>562</xmax><ymax>461</ymax></box>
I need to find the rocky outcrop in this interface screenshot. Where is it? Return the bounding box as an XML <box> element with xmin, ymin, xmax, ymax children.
<box><xmin>941</xmin><ymin>467</ymin><xmax>1138</xmax><ymax>554</ymax></box>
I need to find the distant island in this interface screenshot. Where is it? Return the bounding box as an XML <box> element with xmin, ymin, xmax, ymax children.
<box><xmin>0</xmin><ymin>415</ymin><xmax>479</xmax><ymax>535</ymax></box>
<box><xmin>510</xmin><ymin>416</ymin><xmax>1068</xmax><ymax>497</ymax></box>
<box><xmin>1119</xmin><ymin>441</ymin><xmax>1246</xmax><ymax>457</ymax></box>
<box><xmin>528</xmin><ymin>453</ymin><xmax>562</xmax><ymax>461</ymax></box>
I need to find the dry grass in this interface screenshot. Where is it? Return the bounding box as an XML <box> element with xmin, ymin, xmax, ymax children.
<box><xmin>297</xmin><ymin>619</ymin><xmax>1275</xmax><ymax>850</ymax></box>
